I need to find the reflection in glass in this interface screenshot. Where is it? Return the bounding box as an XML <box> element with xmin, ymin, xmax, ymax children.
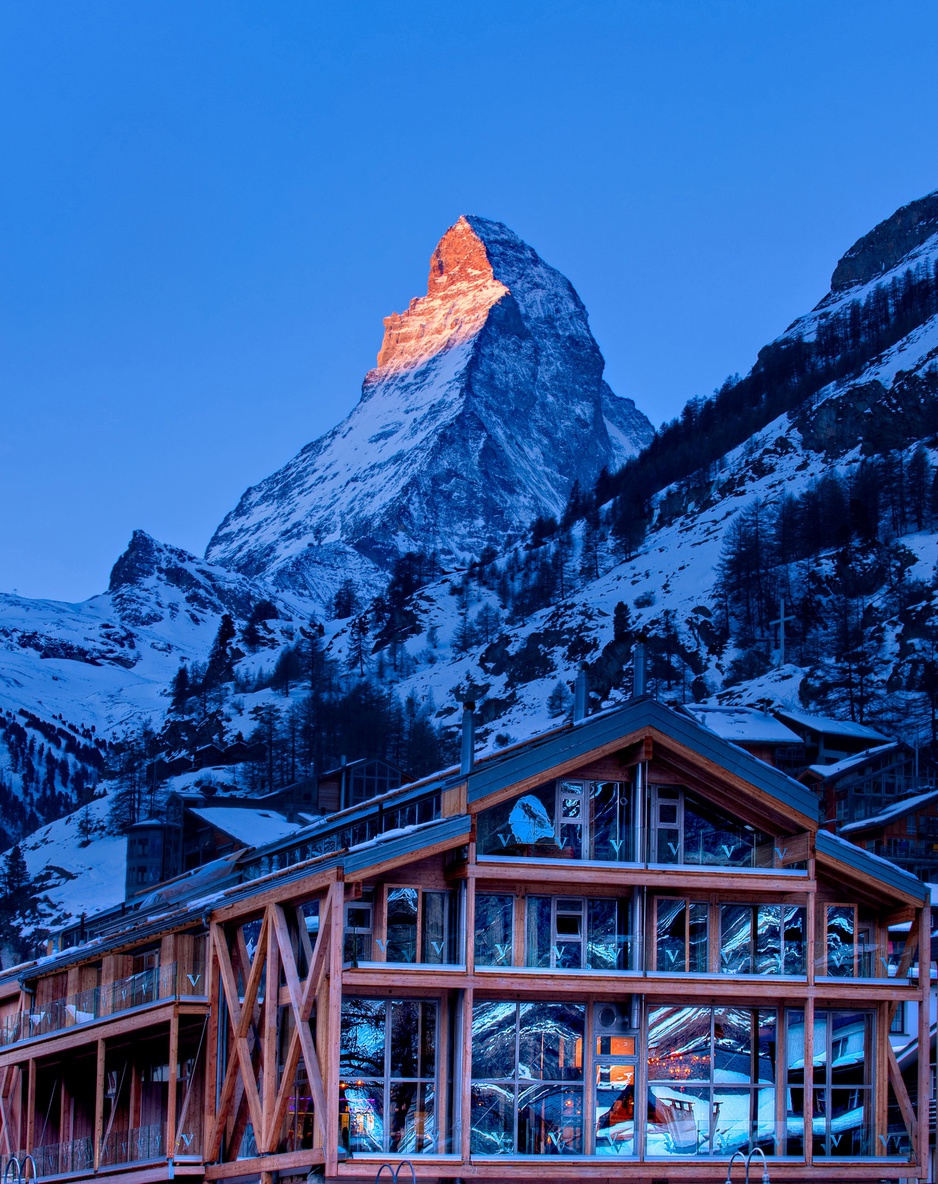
<box><xmin>651</xmin><ymin>787</ymin><xmax>772</xmax><ymax>868</ymax></box>
<box><xmin>587</xmin><ymin>898</ymin><xmax>632</xmax><ymax>970</ymax></box>
<box><xmin>476</xmin><ymin>781</ymin><xmax>632</xmax><ymax>861</ymax></box>
<box><xmin>647</xmin><ymin>1006</ymin><xmax>777</xmax><ymax>1158</ymax></box>
<box><xmin>386</xmin><ymin>888</ymin><xmax>418</xmax><ymax>963</ymax></box>
<box><xmin>475</xmin><ymin>895</ymin><xmax>514</xmax><ymax>967</ymax></box>
<box><xmin>826</xmin><ymin>907</ymin><xmax>856</xmax><ymax>978</ymax></box>
<box><xmin>784</xmin><ymin>1008</ymin><xmax>873</xmax><ymax>1158</ymax></box>
<box><xmin>595</xmin><ymin>1063</ymin><xmax>635</xmax><ymax>1155</ymax></box>
<box><xmin>718</xmin><ymin>905</ymin><xmax>807</xmax><ymax>976</ymax></box>
<box><xmin>339</xmin><ymin>998</ymin><xmax>438</xmax><ymax>1155</ymax></box>
<box><xmin>655</xmin><ymin>900</ymin><xmax>708</xmax><ymax>973</ymax></box>
<box><xmin>470</xmin><ymin>1001</ymin><xmax>585</xmax><ymax>1155</ymax></box>
<box><xmin>422</xmin><ymin>891</ymin><xmax>457</xmax><ymax>964</ymax></box>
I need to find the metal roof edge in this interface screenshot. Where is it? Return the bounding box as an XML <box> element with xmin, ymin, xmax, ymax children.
<box><xmin>815</xmin><ymin>828</ymin><xmax>928</xmax><ymax>902</ymax></box>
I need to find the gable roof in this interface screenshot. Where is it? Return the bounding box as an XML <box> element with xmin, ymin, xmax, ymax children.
<box><xmin>682</xmin><ymin>705</ymin><xmax>803</xmax><ymax>746</ymax></box>
<box><xmin>775</xmin><ymin>709</ymin><xmax>889</xmax><ymax>743</ymax></box>
<box><xmin>464</xmin><ymin>696</ymin><xmax>821</xmax><ymax>826</ymax></box>
<box><xmin>840</xmin><ymin>788</ymin><xmax>938</xmax><ymax>835</ymax></box>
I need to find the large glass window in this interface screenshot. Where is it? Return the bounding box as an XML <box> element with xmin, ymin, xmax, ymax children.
<box><xmin>784</xmin><ymin>1009</ymin><xmax>872</xmax><ymax>1157</ymax></box>
<box><xmin>477</xmin><ymin>781</ymin><xmax>632</xmax><ymax>861</ymax></box>
<box><xmin>339</xmin><ymin>998</ymin><xmax>438</xmax><ymax>1155</ymax></box>
<box><xmin>646</xmin><ymin>1006</ymin><xmax>777</xmax><ymax>1157</ymax></box>
<box><xmin>382</xmin><ymin>888</ymin><xmax>458</xmax><ymax>964</ymax></box>
<box><xmin>650</xmin><ymin>787</ymin><xmax>772</xmax><ymax>868</ymax></box>
<box><xmin>720</xmin><ymin>904</ymin><xmax>806</xmax><ymax>975</ymax></box>
<box><xmin>471</xmin><ymin>1001</ymin><xmax>585</xmax><ymax>1155</ymax></box>
<box><xmin>526</xmin><ymin>897</ymin><xmax>632</xmax><ymax>971</ymax></box>
<box><xmin>654</xmin><ymin>899</ymin><xmax>709</xmax><ymax>973</ymax></box>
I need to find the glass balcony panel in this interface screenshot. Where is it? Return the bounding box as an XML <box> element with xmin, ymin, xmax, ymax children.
<box><xmin>475</xmin><ymin>894</ymin><xmax>514</xmax><ymax>967</ymax></box>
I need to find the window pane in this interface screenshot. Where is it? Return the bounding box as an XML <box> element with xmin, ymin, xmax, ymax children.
<box><xmin>656</xmin><ymin>899</ymin><xmax>687</xmax><ymax>973</ymax></box>
<box><xmin>475</xmin><ymin>895</ymin><xmax>514</xmax><ymax>967</ymax></box>
<box><xmin>595</xmin><ymin>1063</ymin><xmax>635</xmax><ymax>1156</ymax></box>
<box><xmin>646</xmin><ymin>1085</ymin><xmax>708</xmax><ymax>1156</ymax></box>
<box><xmin>587</xmin><ymin>898</ymin><xmax>630</xmax><ymax>971</ymax></box>
<box><xmin>472</xmin><ymin>1002</ymin><xmax>518</xmax><ymax>1079</ymax></box>
<box><xmin>713</xmin><ymin>1007</ymin><xmax>752</xmax><ymax>1083</ymax></box>
<box><xmin>525</xmin><ymin>897</ymin><xmax>552</xmax><ymax>968</ymax></box>
<box><xmin>340</xmin><ymin>999</ymin><xmax>385</xmax><ymax>1076</ymax></box>
<box><xmin>477</xmin><ymin>786</ymin><xmax>556</xmax><ymax>855</ymax></box>
<box><xmin>783</xmin><ymin>907</ymin><xmax>806</xmax><ymax>975</ymax></box>
<box><xmin>754</xmin><ymin>905</ymin><xmax>781</xmax><ymax>974</ymax></box>
<box><xmin>826</xmin><ymin>907</ymin><xmax>855</xmax><ymax>977</ymax></box>
<box><xmin>470</xmin><ymin>1083</ymin><xmax>514</xmax><ymax>1154</ymax></box>
<box><xmin>721</xmin><ymin>905</ymin><xmax>753</xmax><ymax>975</ymax></box>
<box><xmin>386</xmin><ymin>888</ymin><xmax>418</xmax><ymax>963</ymax></box>
<box><xmin>689</xmin><ymin>904</ymin><xmax>709</xmax><ymax>973</ymax></box>
<box><xmin>343</xmin><ymin>1080</ymin><xmax>384</xmax><ymax>1153</ymax></box>
<box><xmin>517</xmin><ymin>1083</ymin><xmax>583</xmax><ymax>1154</ymax></box>
<box><xmin>518</xmin><ymin>1002</ymin><xmax>584</xmax><ymax>1081</ymax></box>
<box><xmin>647</xmin><ymin>1006</ymin><xmax>711</xmax><ymax>1081</ymax></box>
<box><xmin>388</xmin><ymin>1082</ymin><xmax>435</xmax><ymax>1153</ymax></box>
<box><xmin>422</xmin><ymin>891</ymin><xmax>456</xmax><ymax>964</ymax></box>
<box><xmin>389</xmin><ymin>1000</ymin><xmax>436</xmax><ymax>1079</ymax></box>
<box><xmin>591</xmin><ymin>782</ymin><xmax>632</xmax><ymax>861</ymax></box>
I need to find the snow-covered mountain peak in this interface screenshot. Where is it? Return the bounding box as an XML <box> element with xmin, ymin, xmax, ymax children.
<box><xmin>368</xmin><ymin>215</ymin><xmax>509</xmax><ymax>381</ymax></box>
<box><xmin>206</xmin><ymin>216</ymin><xmax>653</xmax><ymax>604</ymax></box>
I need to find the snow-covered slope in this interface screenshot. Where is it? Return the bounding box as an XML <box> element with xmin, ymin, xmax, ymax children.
<box><xmin>206</xmin><ymin>215</ymin><xmax>652</xmax><ymax>603</ymax></box>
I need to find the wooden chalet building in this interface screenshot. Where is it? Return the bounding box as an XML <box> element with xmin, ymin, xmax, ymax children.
<box><xmin>0</xmin><ymin>695</ymin><xmax>931</xmax><ymax>1183</ymax></box>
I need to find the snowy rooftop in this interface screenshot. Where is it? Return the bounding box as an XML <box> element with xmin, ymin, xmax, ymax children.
<box><xmin>188</xmin><ymin>807</ymin><xmax>302</xmax><ymax>848</ymax></box>
<box><xmin>683</xmin><ymin>705</ymin><xmax>802</xmax><ymax>745</ymax></box>
<box><xmin>840</xmin><ymin>788</ymin><xmax>938</xmax><ymax>834</ymax></box>
<box><xmin>806</xmin><ymin>742</ymin><xmax>900</xmax><ymax>779</ymax></box>
<box><xmin>775</xmin><ymin>709</ymin><xmax>889</xmax><ymax>742</ymax></box>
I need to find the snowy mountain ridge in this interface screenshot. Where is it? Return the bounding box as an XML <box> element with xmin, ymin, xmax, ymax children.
<box><xmin>205</xmin><ymin>215</ymin><xmax>652</xmax><ymax>603</ymax></box>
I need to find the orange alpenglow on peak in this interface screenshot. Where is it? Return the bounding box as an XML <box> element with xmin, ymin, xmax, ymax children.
<box><xmin>369</xmin><ymin>216</ymin><xmax>509</xmax><ymax>380</ymax></box>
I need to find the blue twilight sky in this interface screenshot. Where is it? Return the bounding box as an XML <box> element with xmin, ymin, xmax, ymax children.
<box><xmin>3</xmin><ymin>1</ymin><xmax>938</xmax><ymax>602</ymax></box>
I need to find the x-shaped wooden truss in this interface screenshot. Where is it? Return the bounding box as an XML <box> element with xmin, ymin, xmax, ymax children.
<box><xmin>206</xmin><ymin>882</ymin><xmax>340</xmax><ymax>1163</ymax></box>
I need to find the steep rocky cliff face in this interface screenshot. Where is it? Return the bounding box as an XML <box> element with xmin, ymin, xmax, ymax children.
<box><xmin>205</xmin><ymin>216</ymin><xmax>652</xmax><ymax>603</ymax></box>
<box><xmin>830</xmin><ymin>189</ymin><xmax>938</xmax><ymax>293</ymax></box>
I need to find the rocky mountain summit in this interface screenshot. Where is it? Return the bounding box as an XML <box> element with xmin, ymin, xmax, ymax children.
<box><xmin>205</xmin><ymin>215</ymin><xmax>652</xmax><ymax>604</ymax></box>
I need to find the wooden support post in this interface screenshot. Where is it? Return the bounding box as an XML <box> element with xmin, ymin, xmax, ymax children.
<box><xmin>167</xmin><ymin>1011</ymin><xmax>179</xmax><ymax>1159</ymax></box>
<box><xmin>917</xmin><ymin>900</ymin><xmax>931</xmax><ymax>1171</ymax></box>
<box><xmin>204</xmin><ymin>932</ymin><xmax>220</xmax><ymax>1162</ymax></box>
<box><xmin>464</xmin><ymin>872</ymin><xmax>476</xmax><ymax>974</ymax></box>
<box><xmin>803</xmin><ymin>996</ymin><xmax>814</xmax><ymax>1166</ymax></box>
<box><xmin>460</xmin><ymin>987</ymin><xmax>473</xmax><ymax>1164</ymax></box>
<box><xmin>875</xmin><ymin>1001</ymin><xmax>888</xmax><ymax>1156</ymax></box>
<box><xmin>94</xmin><ymin>1038</ymin><xmax>105</xmax><ymax>1170</ymax></box>
<box><xmin>262</xmin><ymin>906</ymin><xmax>280</xmax><ymax>1153</ymax></box>
<box><xmin>26</xmin><ymin>1058</ymin><xmax>35</xmax><ymax>1153</ymax></box>
<box><xmin>323</xmin><ymin>880</ymin><xmax>344</xmax><ymax>1177</ymax></box>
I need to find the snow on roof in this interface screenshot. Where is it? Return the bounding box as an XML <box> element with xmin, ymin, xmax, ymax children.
<box><xmin>775</xmin><ymin>709</ymin><xmax>889</xmax><ymax>742</ymax></box>
<box><xmin>840</xmin><ymin>788</ymin><xmax>938</xmax><ymax>834</ymax></box>
<box><xmin>683</xmin><ymin>705</ymin><xmax>803</xmax><ymax>745</ymax></box>
<box><xmin>805</xmin><ymin>742</ymin><xmax>900</xmax><ymax>779</ymax></box>
<box><xmin>188</xmin><ymin>807</ymin><xmax>301</xmax><ymax>848</ymax></box>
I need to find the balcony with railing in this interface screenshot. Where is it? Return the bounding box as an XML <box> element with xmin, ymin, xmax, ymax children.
<box><xmin>0</xmin><ymin>959</ymin><xmax>207</xmax><ymax>1049</ymax></box>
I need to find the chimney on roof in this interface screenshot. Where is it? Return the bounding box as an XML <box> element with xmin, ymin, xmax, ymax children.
<box><xmin>633</xmin><ymin>638</ymin><xmax>647</xmax><ymax>698</ymax></box>
<box><xmin>460</xmin><ymin>702</ymin><xmax>476</xmax><ymax>775</ymax></box>
<box><xmin>573</xmin><ymin>665</ymin><xmax>589</xmax><ymax>724</ymax></box>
